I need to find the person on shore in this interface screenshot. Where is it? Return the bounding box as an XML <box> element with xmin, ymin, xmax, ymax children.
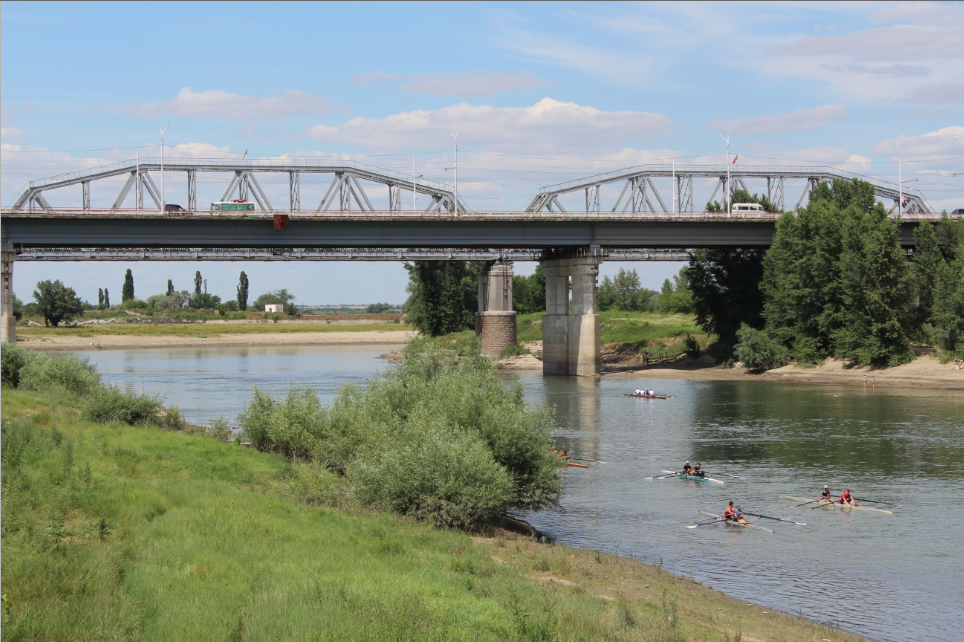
<box><xmin>821</xmin><ymin>485</ymin><xmax>834</xmax><ymax>502</ymax></box>
<box><xmin>863</xmin><ymin>375</ymin><xmax>868</xmax><ymax>384</ymax></box>
<box><xmin>682</xmin><ymin>461</ymin><xmax>693</xmax><ymax>475</ymax></box>
<box><xmin>692</xmin><ymin>462</ymin><xmax>705</xmax><ymax>478</ymax></box>
<box><xmin>840</xmin><ymin>489</ymin><xmax>858</xmax><ymax>507</ymax></box>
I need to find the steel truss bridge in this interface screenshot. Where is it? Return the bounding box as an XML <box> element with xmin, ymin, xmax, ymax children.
<box><xmin>526</xmin><ymin>164</ymin><xmax>931</xmax><ymax>214</ymax></box>
<box><xmin>10</xmin><ymin>158</ymin><xmax>468</xmax><ymax>214</ymax></box>
<box><xmin>2</xmin><ymin>159</ymin><xmax>940</xmax><ymax>263</ymax></box>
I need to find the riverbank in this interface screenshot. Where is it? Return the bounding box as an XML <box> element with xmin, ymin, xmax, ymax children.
<box><xmin>17</xmin><ymin>327</ymin><xmax>417</xmax><ymax>351</ymax></box>
<box><xmin>611</xmin><ymin>353</ymin><xmax>964</xmax><ymax>390</ymax></box>
<box><xmin>1</xmin><ymin>387</ymin><xmax>866</xmax><ymax>642</ymax></box>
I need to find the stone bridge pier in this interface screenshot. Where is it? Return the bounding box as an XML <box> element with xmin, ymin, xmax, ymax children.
<box><xmin>542</xmin><ymin>256</ymin><xmax>601</xmax><ymax>376</ymax></box>
<box><xmin>2</xmin><ymin>246</ymin><xmax>16</xmax><ymax>343</ymax></box>
<box><xmin>475</xmin><ymin>263</ymin><xmax>517</xmax><ymax>356</ymax></box>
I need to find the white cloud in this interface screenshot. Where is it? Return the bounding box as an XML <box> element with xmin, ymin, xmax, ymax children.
<box><xmin>305</xmin><ymin>98</ymin><xmax>673</xmax><ymax>154</ymax></box>
<box><xmin>871</xmin><ymin>1</ymin><xmax>964</xmax><ymax>25</ymax></box>
<box><xmin>709</xmin><ymin>104</ymin><xmax>847</xmax><ymax>136</ymax></box>
<box><xmin>348</xmin><ymin>70</ymin><xmax>550</xmax><ymax>96</ymax></box>
<box><xmin>874</xmin><ymin>125</ymin><xmax>964</xmax><ymax>158</ymax></box>
<box><xmin>772</xmin><ymin>25</ymin><xmax>963</xmax><ymax>62</ymax></box>
<box><xmin>104</xmin><ymin>88</ymin><xmax>340</xmax><ymax>120</ymax></box>
<box><xmin>1</xmin><ymin>124</ymin><xmax>24</xmax><ymax>140</ymax></box>
<box><xmin>821</xmin><ymin>63</ymin><xmax>930</xmax><ymax>78</ymax></box>
<box><xmin>904</xmin><ymin>79</ymin><xmax>964</xmax><ymax>105</ymax></box>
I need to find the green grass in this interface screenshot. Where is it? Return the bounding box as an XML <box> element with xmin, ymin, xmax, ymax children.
<box><xmin>17</xmin><ymin>322</ymin><xmax>413</xmax><ymax>339</ymax></box>
<box><xmin>1</xmin><ymin>389</ymin><xmax>865</xmax><ymax>642</ymax></box>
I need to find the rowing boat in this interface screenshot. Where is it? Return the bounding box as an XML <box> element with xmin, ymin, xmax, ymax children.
<box><xmin>566</xmin><ymin>461</ymin><xmax>589</xmax><ymax>468</ymax></box>
<box><xmin>623</xmin><ymin>394</ymin><xmax>668</xmax><ymax>399</ymax></box>
<box><xmin>779</xmin><ymin>495</ymin><xmax>893</xmax><ymax>515</ymax></box>
<box><xmin>662</xmin><ymin>470</ymin><xmax>725</xmax><ymax>485</ymax></box>
<box><xmin>698</xmin><ymin>511</ymin><xmax>773</xmax><ymax>533</ymax></box>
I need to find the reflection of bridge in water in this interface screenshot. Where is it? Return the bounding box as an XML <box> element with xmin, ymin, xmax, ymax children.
<box><xmin>0</xmin><ymin>159</ymin><xmax>943</xmax><ymax>374</ymax></box>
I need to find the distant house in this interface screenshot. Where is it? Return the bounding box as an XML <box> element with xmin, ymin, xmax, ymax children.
<box><xmin>264</xmin><ymin>304</ymin><xmax>284</xmax><ymax>313</ymax></box>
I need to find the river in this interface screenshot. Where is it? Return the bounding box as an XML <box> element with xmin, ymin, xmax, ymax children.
<box><xmin>77</xmin><ymin>344</ymin><xmax>964</xmax><ymax>642</ymax></box>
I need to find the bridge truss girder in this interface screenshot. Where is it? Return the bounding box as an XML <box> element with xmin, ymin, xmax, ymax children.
<box><xmin>11</xmin><ymin>159</ymin><xmax>469</xmax><ymax>214</ymax></box>
<box><xmin>526</xmin><ymin>165</ymin><xmax>931</xmax><ymax>214</ymax></box>
<box><xmin>11</xmin><ymin>247</ymin><xmax>694</xmax><ymax>262</ymax></box>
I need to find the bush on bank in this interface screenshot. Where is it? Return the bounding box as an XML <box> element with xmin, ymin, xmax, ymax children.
<box><xmin>238</xmin><ymin>340</ymin><xmax>562</xmax><ymax>529</ymax></box>
<box><xmin>2</xmin><ymin>342</ymin><xmax>169</xmax><ymax>427</ymax></box>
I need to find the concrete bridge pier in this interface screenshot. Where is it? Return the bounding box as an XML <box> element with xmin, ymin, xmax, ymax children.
<box><xmin>475</xmin><ymin>263</ymin><xmax>516</xmax><ymax>356</ymax></box>
<box><xmin>2</xmin><ymin>246</ymin><xmax>16</xmax><ymax>343</ymax></box>
<box><xmin>542</xmin><ymin>256</ymin><xmax>601</xmax><ymax>376</ymax></box>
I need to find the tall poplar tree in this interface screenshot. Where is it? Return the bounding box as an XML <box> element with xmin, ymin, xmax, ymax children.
<box><xmin>194</xmin><ymin>271</ymin><xmax>202</xmax><ymax>295</ymax></box>
<box><xmin>167</xmin><ymin>279</ymin><xmax>175</xmax><ymax>296</ymax></box>
<box><xmin>121</xmin><ymin>269</ymin><xmax>135</xmax><ymax>302</ymax></box>
<box><xmin>237</xmin><ymin>271</ymin><xmax>249</xmax><ymax>311</ymax></box>
<box><xmin>98</xmin><ymin>288</ymin><xmax>104</xmax><ymax>306</ymax></box>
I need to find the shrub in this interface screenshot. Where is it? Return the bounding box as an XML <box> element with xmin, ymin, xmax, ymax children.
<box><xmin>734</xmin><ymin>323</ymin><xmax>790</xmax><ymax>372</ymax></box>
<box><xmin>238</xmin><ymin>385</ymin><xmax>324</xmax><ymax>458</ymax></box>
<box><xmin>349</xmin><ymin>418</ymin><xmax>514</xmax><ymax>529</ymax></box>
<box><xmin>81</xmin><ymin>384</ymin><xmax>163</xmax><ymax>425</ymax></box>
<box><xmin>288</xmin><ymin>462</ymin><xmax>346</xmax><ymax>507</ymax></box>
<box><xmin>162</xmin><ymin>405</ymin><xmax>185</xmax><ymax>430</ymax></box>
<box><xmin>683</xmin><ymin>334</ymin><xmax>702</xmax><ymax>359</ymax></box>
<box><xmin>1</xmin><ymin>342</ymin><xmax>38</xmax><ymax>387</ymax></box>
<box><xmin>20</xmin><ymin>353</ymin><xmax>101</xmax><ymax>395</ymax></box>
<box><xmin>121</xmin><ymin>299</ymin><xmax>148</xmax><ymax>310</ymax></box>
<box><xmin>499</xmin><ymin>344</ymin><xmax>529</xmax><ymax>358</ymax></box>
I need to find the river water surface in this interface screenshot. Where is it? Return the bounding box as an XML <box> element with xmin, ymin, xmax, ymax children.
<box><xmin>78</xmin><ymin>345</ymin><xmax>964</xmax><ymax>642</ymax></box>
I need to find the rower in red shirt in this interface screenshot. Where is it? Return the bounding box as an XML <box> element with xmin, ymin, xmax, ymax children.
<box><xmin>839</xmin><ymin>489</ymin><xmax>858</xmax><ymax>507</ymax></box>
<box><xmin>723</xmin><ymin>501</ymin><xmax>736</xmax><ymax>520</ymax></box>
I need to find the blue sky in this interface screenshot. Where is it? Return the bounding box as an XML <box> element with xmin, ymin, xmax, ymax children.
<box><xmin>2</xmin><ymin>1</ymin><xmax>962</xmax><ymax>305</ymax></box>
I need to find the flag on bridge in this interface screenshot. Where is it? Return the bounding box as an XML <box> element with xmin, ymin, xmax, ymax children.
<box><xmin>732</xmin><ymin>155</ymin><xmax>739</xmax><ymax>164</ymax></box>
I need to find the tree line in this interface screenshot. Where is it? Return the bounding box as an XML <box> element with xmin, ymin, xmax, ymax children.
<box><xmin>689</xmin><ymin>180</ymin><xmax>964</xmax><ymax>368</ymax></box>
<box><xmin>14</xmin><ymin>269</ymin><xmax>300</xmax><ymax>327</ymax></box>
<box><xmin>403</xmin><ymin>261</ymin><xmax>694</xmax><ymax>336</ymax></box>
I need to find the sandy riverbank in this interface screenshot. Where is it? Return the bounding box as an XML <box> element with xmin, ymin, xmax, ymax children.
<box><xmin>611</xmin><ymin>354</ymin><xmax>964</xmax><ymax>390</ymax></box>
<box><xmin>18</xmin><ymin>330</ymin><xmax>417</xmax><ymax>351</ymax></box>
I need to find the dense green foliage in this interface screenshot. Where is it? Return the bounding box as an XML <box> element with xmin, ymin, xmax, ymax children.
<box><xmin>760</xmin><ymin>179</ymin><xmax>915</xmax><ymax>365</ymax></box>
<box><xmin>733</xmin><ymin>323</ymin><xmax>790</xmax><ymax>371</ymax></box>
<box><xmin>236</xmin><ymin>271</ymin><xmax>249</xmax><ymax>310</ymax></box>
<box><xmin>365</xmin><ymin>302</ymin><xmax>394</xmax><ymax>313</ymax></box>
<box><xmin>597</xmin><ymin>268</ymin><xmax>659</xmax><ymax>312</ymax></box>
<box><xmin>512</xmin><ymin>265</ymin><xmax>546</xmax><ymax>315</ymax></box>
<box><xmin>121</xmin><ymin>268</ymin><xmax>135</xmax><ymax>302</ymax></box>
<box><xmin>927</xmin><ymin>215</ymin><xmax>964</xmax><ymax>357</ymax></box>
<box><xmin>404</xmin><ymin>261</ymin><xmax>481</xmax><ymax>336</ymax></box>
<box><xmin>167</xmin><ymin>279</ymin><xmax>175</xmax><ymax>296</ymax></box>
<box><xmin>685</xmin><ymin>248</ymin><xmax>766</xmax><ymax>361</ymax></box>
<box><xmin>239</xmin><ymin>341</ymin><xmax>561</xmax><ymax>529</ymax></box>
<box><xmin>193</xmin><ymin>270</ymin><xmax>203</xmax><ymax>295</ymax></box>
<box><xmin>659</xmin><ymin>271</ymin><xmax>694</xmax><ymax>314</ymax></box>
<box><xmin>32</xmin><ymin>279</ymin><xmax>85</xmax><ymax>327</ymax></box>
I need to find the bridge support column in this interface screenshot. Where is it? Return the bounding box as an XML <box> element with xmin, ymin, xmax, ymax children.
<box><xmin>1</xmin><ymin>246</ymin><xmax>16</xmax><ymax>344</ymax></box>
<box><xmin>475</xmin><ymin>263</ymin><xmax>516</xmax><ymax>356</ymax></box>
<box><xmin>541</xmin><ymin>256</ymin><xmax>601</xmax><ymax>376</ymax></box>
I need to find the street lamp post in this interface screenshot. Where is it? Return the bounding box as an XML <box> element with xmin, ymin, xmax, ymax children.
<box><xmin>158</xmin><ymin>125</ymin><xmax>169</xmax><ymax>210</ymax></box>
<box><xmin>449</xmin><ymin>131</ymin><xmax>459</xmax><ymax>214</ymax></box>
<box><xmin>412</xmin><ymin>155</ymin><xmax>423</xmax><ymax>212</ymax></box>
<box><xmin>718</xmin><ymin>133</ymin><xmax>730</xmax><ymax>215</ymax></box>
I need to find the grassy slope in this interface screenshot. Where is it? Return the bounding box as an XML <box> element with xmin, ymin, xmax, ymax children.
<box><xmin>16</xmin><ymin>322</ymin><xmax>413</xmax><ymax>339</ymax></box>
<box><xmin>1</xmin><ymin>389</ymin><xmax>862</xmax><ymax>642</ymax></box>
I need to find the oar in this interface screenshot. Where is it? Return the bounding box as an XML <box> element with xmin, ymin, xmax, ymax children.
<box><xmin>790</xmin><ymin>498</ymin><xmax>824</xmax><ymax>508</ymax></box>
<box><xmin>741</xmin><ymin>511</ymin><xmax>806</xmax><ymax>526</ymax></box>
<box><xmin>853</xmin><ymin>497</ymin><xmax>901</xmax><ymax>507</ymax></box>
<box><xmin>704</xmin><ymin>471</ymin><xmax>742</xmax><ymax>479</ymax></box>
<box><xmin>687</xmin><ymin>518</ymin><xmax>724</xmax><ymax>529</ymax></box>
<box><xmin>645</xmin><ymin>472</ymin><xmax>679</xmax><ymax>480</ymax></box>
<box><xmin>807</xmin><ymin>500</ymin><xmax>836</xmax><ymax>511</ymax></box>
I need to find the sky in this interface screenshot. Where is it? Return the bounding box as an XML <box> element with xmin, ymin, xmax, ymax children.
<box><xmin>2</xmin><ymin>1</ymin><xmax>963</xmax><ymax>305</ymax></box>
